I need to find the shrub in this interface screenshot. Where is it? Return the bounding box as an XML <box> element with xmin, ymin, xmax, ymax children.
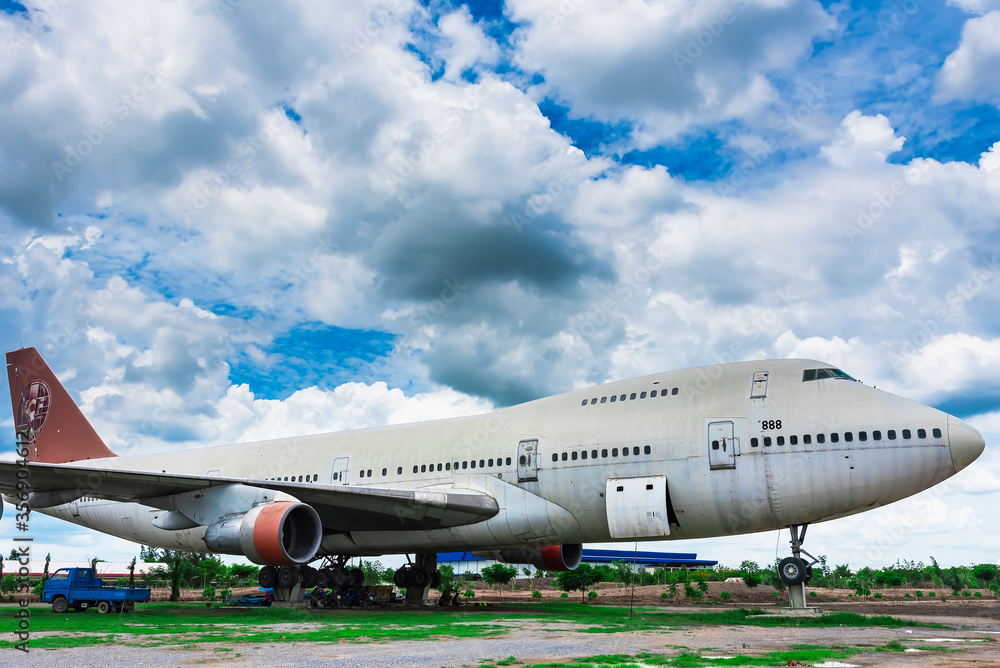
<box><xmin>201</xmin><ymin>585</ymin><xmax>216</xmax><ymax>602</ymax></box>
<box><xmin>873</xmin><ymin>592</ymin><xmax>883</xmax><ymax>599</ymax></box>
<box><xmin>808</xmin><ymin>591</ymin><xmax>817</xmax><ymax>598</ymax></box>
<box><xmin>220</xmin><ymin>588</ymin><xmax>233</xmax><ymax>601</ymax></box>
<box><xmin>463</xmin><ymin>589</ymin><xmax>475</xmax><ymax>599</ymax></box>
<box><xmin>974</xmin><ymin>591</ymin><xmax>983</xmax><ymax>598</ymax></box>
<box><xmin>904</xmin><ymin>593</ymin><xmax>911</xmax><ymax>599</ymax></box>
<box><xmin>928</xmin><ymin>591</ymin><xmax>936</xmax><ymax>597</ymax></box>
<box><xmin>719</xmin><ymin>591</ymin><xmax>732</xmax><ymax>601</ymax></box>
<box><xmin>560</xmin><ymin>592</ymin><xmax>569</xmax><ymax>598</ymax></box>
<box><xmin>660</xmin><ymin>592</ymin><xmax>669</xmax><ymax>599</ymax></box>
<box><xmin>531</xmin><ymin>590</ymin><xmax>542</xmax><ymax>599</ymax></box>
<box><xmin>962</xmin><ymin>590</ymin><xmax>972</xmax><ymax>597</ymax></box>
<box><xmin>587</xmin><ymin>591</ymin><xmax>598</xmax><ymax>600</ymax></box>
<box><xmin>915</xmin><ymin>590</ymin><xmax>923</xmax><ymax>597</ymax></box>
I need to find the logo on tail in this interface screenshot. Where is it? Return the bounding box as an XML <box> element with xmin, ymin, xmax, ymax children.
<box><xmin>17</xmin><ymin>380</ymin><xmax>51</xmax><ymax>444</ymax></box>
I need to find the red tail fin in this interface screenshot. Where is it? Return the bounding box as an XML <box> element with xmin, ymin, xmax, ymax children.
<box><xmin>7</xmin><ymin>347</ymin><xmax>116</xmax><ymax>463</ymax></box>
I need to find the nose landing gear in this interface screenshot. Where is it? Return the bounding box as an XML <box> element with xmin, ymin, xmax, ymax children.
<box><xmin>778</xmin><ymin>524</ymin><xmax>820</xmax><ymax>612</ymax></box>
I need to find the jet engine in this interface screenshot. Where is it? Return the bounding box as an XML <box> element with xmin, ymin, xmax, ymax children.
<box><xmin>203</xmin><ymin>501</ymin><xmax>322</xmax><ymax>566</ymax></box>
<box><xmin>472</xmin><ymin>543</ymin><xmax>583</xmax><ymax>571</ymax></box>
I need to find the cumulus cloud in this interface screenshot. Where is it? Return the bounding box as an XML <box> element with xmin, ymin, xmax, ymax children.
<box><xmin>936</xmin><ymin>11</ymin><xmax>1000</xmax><ymax>105</ymax></box>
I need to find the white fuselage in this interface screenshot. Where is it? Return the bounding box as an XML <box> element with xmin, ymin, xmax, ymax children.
<box><xmin>35</xmin><ymin>359</ymin><xmax>977</xmax><ymax>557</ymax></box>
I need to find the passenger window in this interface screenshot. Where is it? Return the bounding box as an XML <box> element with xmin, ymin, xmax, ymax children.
<box><xmin>462</xmin><ymin>461</ymin><xmax>468</xmax><ymax>469</ymax></box>
<box><xmin>489</xmin><ymin>458</ymin><xmax>494</xmax><ymax>467</ymax></box>
<box><xmin>561</xmin><ymin>452</ymin><xmax>568</xmax><ymax>461</ymax></box>
<box><xmin>412</xmin><ymin>466</ymin><xmax>418</xmax><ymax>474</ymax></box>
<box><xmin>610</xmin><ymin>395</ymin><xmax>617</xmax><ymax>403</ymax></box>
<box><xmin>368</xmin><ymin>469</ymin><xmax>373</xmax><ymax>477</ymax></box>
<box><xmin>633</xmin><ymin>446</ymin><xmax>640</xmax><ymax>455</ymax></box>
<box><xmin>859</xmin><ymin>431</ymin><xmax>867</xmax><ymax>442</ymax></box>
<box><xmin>804</xmin><ymin>434</ymin><xmax>811</xmax><ymax>444</ymax></box>
<box><xmin>917</xmin><ymin>428</ymin><xmax>926</xmax><ymax>438</ymax></box>
<box><xmin>420</xmin><ymin>465</ymin><xmax>426</xmax><ymax>473</ymax></box>
<box><xmin>644</xmin><ymin>445</ymin><xmax>651</xmax><ymax>455</ymax></box>
<box><xmin>591</xmin><ymin>398</ymin><xmax>597</xmax><ymax>405</ymax></box>
<box><xmin>672</xmin><ymin>388</ymin><xmax>678</xmax><ymax>395</ymax></box>
<box><xmin>382</xmin><ymin>468</ymin><xmax>387</xmax><ymax>476</ymax></box>
<box><xmin>600</xmin><ymin>397</ymin><xmax>607</xmax><ymax>404</ymax></box>
<box><xmin>470</xmin><ymin>460</ymin><xmax>476</xmax><ymax>469</ymax></box>
<box><xmin>902</xmin><ymin>429</ymin><xmax>911</xmax><ymax>439</ymax></box>
<box><xmin>751</xmin><ymin>437</ymin><xmax>759</xmax><ymax>447</ymax></box>
<box><xmin>650</xmin><ymin>390</ymin><xmax>657</xmax><ymax>397</ymax></box>
<box><xmin>873</xmin><ymin>430</ymin><xmax>882</xmax><ymax>440</ymax></box>
<box><xmin>622</xmin><ymin>447</ymin><xmax>629</xmax><ymax>456</ymax></box>
<box><xmin>454</xmin><ymin>461</ymin><xmax>459</xmax><ymax>469</ymax></box>
<box><xmin>299</xmin><ymin>475</ymin><xmax>304</xmax><ymax>482</ymax></box>
<box><xmin>612</xmin><ymin>448</ymin><xmax>619</xmax><ymax>456</ymax></box>
<box><xmin>397</xmin><ymin>467</ymin><xmax>403</xmax><ymax>474</ymax></box>
<box><xmin>630</xmin><ymin>393</ymin><xmax>637</xmax><ymax>400</ymax></box>
<box><xmin>887</xmin><ymin>430</ymin><xmax>896</xmax><ymax>440</ymax></box>
<box><xmin>844</xmin><ymin>432</ymin><xmax>853</xmax><ymax>442</ymax></box>
<box><xmin>446</xmin><ymin>462</ymin><xmax>451</xmax><ymax>471</ymax></box>
<box><xmin>552</xmin><ymin>453</ymin><xmax>558</xmax><ymax>462</ymax></box>
<box><xmin>764</xmin><ymin>437</ymin><xmax>772</xmax><ymax>446</ymax></box>
<box><xmin>790</xmin><ymin>435</ymin><xmax>798</xmax><ymax>445</ymax></box>
<box><xmin>571</xmin><ymin>451</ymin><xmax>578</xmax><ymax>461</ymax></box>
<box><xmin>816</xmin><ymin>433</ymin><xmax>825</xmax><ymax>443</ymax></box>
<box><xmin>592</xmin><ymin>449</ymin><xmax>598</xmax><ymax>458</ymax></box>
<box><xmin>933</xmin><ymin>428</ymin><xmax>942</xmax><ymax>438</ymax></box>
<box><xmin>581</xmin><ymin>450</ymin><xmax>587</xmax><ymax>460</ymax></box>
<box><xmin>581</xmin><ymin>399</ymin><xmax>588</xmax><ymax>406</ymax></box>
<box><xmin>777</xmin><ymin>436</ymin><xmax>785</xmax><ymax>446</ymax></box>
<box><xmin>602</xmin><ymin>448</ymin><xmax>608</xmax><ymax>457</ymax></box>
<box><xmin>640</xmin><ymin>391</ymin><xmax>647</xmax><ymax>399</ymax></box>
<box><xmin>620</xmin><ymin>394</ymin><xmax>627</xmax><ymax>401</ymax></box>
<box><xmin>712</xmin><ymin>440</ymin><xmax>720</xmax><ymax>450</ymax></box>
<box><xmin>831</xmin><ymin>433</ymin><xmax>839</xmax><ymax>443</ymax></box>
<box><xmin>506</xmin><ymin>457</ymin><xmax>512</xmax><ymax>465</ymax></box>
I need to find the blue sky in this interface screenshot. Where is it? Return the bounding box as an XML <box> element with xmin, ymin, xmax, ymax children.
<box><xmin>1</xmin><ymin>0</ymin><xmax>999</xmax><ymax>568</ymax></box>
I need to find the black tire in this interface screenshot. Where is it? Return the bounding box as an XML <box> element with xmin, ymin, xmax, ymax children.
<box><xmin>317</xmin><ymin>569</ymin><xmax>334</xmax><ymax>589</ymax></box>
<box><xmin>804</xmin><ymin>566</ymin><xmax>814</xmax><ymax>583</ymax></box>
<box><xmin>393</xmin><ymin>567</ymin><xmax>409</xmax><ymax>588</ymax></box>
<box><xmin>430</xmin><ymin>570</ymin><xmax>442</xmax><ymax>589</ymax></box>
<box><xmin>258</xmin><ymin>566</ymin><xmax>278</xmax><ymax>588</ymax></box>
<box><xmin>351</xmin><ymin>568</ymin><xmax>364</xmax><ymax>586</ymax></box>
<box><xmin>777</xmin><ymin>557</ymin><xmax>808</xmax><ymax>586</ymax></box>
<box><xmin>52</xmin><ymin>597</ymin><xmax>69</xmax><ymax>613</ymax></box>
<box><xmin>301</xmin><ymin>566</ymin><xmax>319</xmax><ymax>588</ymax></box>
<box><xmin>340</xmin><ymin>597</ymin><xmax>351</xmax><ymax>610</ymax></box>
<box><xmin>278</xmin><ymin>566</ymin><xmax>300</xmax><ymax>589</ymax></box>
<box><xmin>412</xmin><ymin>568</ymin><xmax>429</xmax><ymax>588</ymax></box>
<box><xmin>96</xmin><ymin>601</ymin><xmax>111</xmax><ymax>614</ymax></box>
<box><xmin>333</xmin><ymin>568</ymin><xmax>352</xmax><ymax>589</ymax></box>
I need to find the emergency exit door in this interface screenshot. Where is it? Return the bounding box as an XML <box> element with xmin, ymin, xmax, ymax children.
<box><xmin>331</xmin><ymin>457</ymin><xmax>350</xmax><ymax>485</ymax></box>
<box><xmin>708</xmin><ymin>420</ymin><xmax>738</xmax><ymax>470</ymax></box>
<box><xmin>517</xmin><ymin>439</ymin><xmax>538</xmax><ymax>482</ymax></box>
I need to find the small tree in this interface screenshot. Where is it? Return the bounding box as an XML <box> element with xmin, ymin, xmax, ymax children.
<box><xmin>202</xmin><ymin>585</ymin><xmax>216</xmax><ymax>605</ymax></box>
<box><xmin>481</xmin><ymin>564</ymin><xmax>518</xmax><ymax>599</ymax></box>
<box><xmin>555</xmin><ymin>564</ymin><xmax>601</xmax><ymax>603</ymax></box>
<box><xmin>437</xmin><ymin>565</ymin><xmax>458</xmax><ymax>596</ymax></box>
<box><xmin>719</xmin><ymin>591</ymin><xmax>732</xmax><ymax>602</ymax></box>
<box><xmin>128</xmin><ymin>557</ymin><xmax>136</xmax><ymax>588</ymax></box>
<box><xmin>523</xmin><ymin>567</ymin><xmax>534</xmax><ymax>590</ymax></box>
<box><xmin>170</xmin><ymin>558</ymin><xmax>181</xmax><ymax>602</ymax></box>
<box><xmin>739</xmin><ymin>560</ymin><xmax>761</xmax><ymax>588</ymax></box>
<box><xmin>42</xmin><ymin>553</ymin><xmax>51</xmax><ymax>586</ymax></box>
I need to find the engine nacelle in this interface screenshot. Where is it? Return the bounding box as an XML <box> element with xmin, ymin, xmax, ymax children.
<box><xmin>472</xmin><ymin>544</ymin><xmax>583</xmax><ymax>572</ymax></box>
<box><xmin>204</xmin><ymin>501</ymin><xmax>322</xmax><ymax>566</ymax></box>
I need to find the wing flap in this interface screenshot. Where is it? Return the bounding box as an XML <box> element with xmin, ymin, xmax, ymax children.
<box><xmin>0</xmin><ymin>461</ymin><xmax>499</xmax><ymax>531</ymax></box>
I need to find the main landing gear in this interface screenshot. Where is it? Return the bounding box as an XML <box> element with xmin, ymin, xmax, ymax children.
<box><xmin>777</xmin><ymin>524</ymin><xmax>820</xmax><ymax>611</ymax></box>
<box><xmin>393</xmin><ymin>553</ymin><xmax>440</xmax><ymax>605</ymax></box>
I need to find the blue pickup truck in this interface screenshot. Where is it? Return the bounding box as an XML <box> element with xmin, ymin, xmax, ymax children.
<box><xmin>42</xmin><ymin>567</ymin><xmax>151</xmax><ymax>613</ymax></box>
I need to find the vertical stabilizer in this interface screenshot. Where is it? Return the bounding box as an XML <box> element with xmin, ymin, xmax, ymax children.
<box><xmin>6</xmin><ymin>347</ymin><xmax>116</xmax><ymax>463</ymax></box>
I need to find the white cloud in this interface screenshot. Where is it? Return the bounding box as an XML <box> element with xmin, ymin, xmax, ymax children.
<box><xmin>936</xmin><ymin>11</ymin><xmax>1000</xmax><ymax>105</ymax></box>
<box><xmin>820</xmin><ymin>111</ymin><xmax>905</xmax><ymax>168</ymax></box>
<box><xmin>437</xmin><ymin>7</ymin><xmax>499</xmax><ymax>83</ymax></box>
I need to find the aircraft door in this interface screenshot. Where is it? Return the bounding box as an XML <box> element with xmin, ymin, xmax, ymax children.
<box><xmin>331</xmin><ymin>457</ymin><xmax>350</xmax><ymax>485</ymax></box>
<box><xmin>516</xmin><ymin>439</ymin><xmax>539</xmax><ymax>482</ymax></box>
<box><xmin>708</xmin><ymin>420</ymin><xmax>738</xmax><ymax>470</ymax></box>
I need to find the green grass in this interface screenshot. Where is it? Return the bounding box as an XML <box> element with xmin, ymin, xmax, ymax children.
<box><xmin>0</xmin><ymin>601</ymin><xmax>944</xmax><ymax>651</ymax></box>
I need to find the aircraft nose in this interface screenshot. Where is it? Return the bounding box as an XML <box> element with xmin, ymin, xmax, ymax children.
<box><xmin>948</xmin><ymin>415</ymin><xmax>985</xmax><ymax>473</ymax></box>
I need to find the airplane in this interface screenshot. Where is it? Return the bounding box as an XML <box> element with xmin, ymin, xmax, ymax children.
<box><xmin>1</xmin><ymin>346</ymin><xmax>986</xmax><ymax>604</ymax></box>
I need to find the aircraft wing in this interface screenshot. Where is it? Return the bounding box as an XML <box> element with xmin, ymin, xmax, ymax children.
<box><xmin>0</xmin><ymin>461</ymin><xmax>499</xmax><ymax>531</ymax></box>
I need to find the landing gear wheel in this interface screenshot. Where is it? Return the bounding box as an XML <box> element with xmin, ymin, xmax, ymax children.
<box><xmin>430</xmin><ymin>570</ymin><xmax>442</xmax><ymax>589</ymax></box>
<box><xmin>52</xmin><ymin>597</ymin><xmax>68</xmax><ymax>613</ymax></box>
<box><xmin>333</xmin><ymin>567</ymin><xmax>352</xmax><ymax>589</ymax></box>
<box><xmin>412</xmin><ymin>568</ymin><xmax>429</xmax><ymax>588</ymax></box>
<box><xmin>96</xmin><ymin>601</ymin><xmax>111</xmax><ymax>614</ymax></box>
<box><xmin>393</xmin><ymin>566</ymin><xmax>410</xmax><ymax>588</ymax></box>
<box><xmin>277</xmin><ymin>565</ymin><xmax>300</xmax><ymax>589</ymax></box>
<box><xmin>301</xmin><ymin>565</ymin><xmax>319</xmax><ymax>588</ymax></box>
<box><xmin>804</xmin><ymin>566</ymin><xmax>813</xmax><ymax>583</ymax></box>
<box><xmin>351</xmin><ymin>567</ymin><xmax>365</xmax><ymax>586</ymax></box>
<box><xmin>317</xmin><ymin>568</ymin><xmax>334</xmax><ymax>588</ymax></box>
<box><xmin>778</xmin><ymin>557</ymin><xmax>808</xmax><ymax>586</ymax></box>
<box><xmin>258</xmin><ymin>566</ymin><xmax>278</xmax><ymax>588</ymax></box>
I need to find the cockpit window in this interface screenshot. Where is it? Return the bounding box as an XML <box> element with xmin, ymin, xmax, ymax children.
<box><xmin>802</xmin><ymin>368</ymin><xmax>856</xmax><ymax>382</ymax></box>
